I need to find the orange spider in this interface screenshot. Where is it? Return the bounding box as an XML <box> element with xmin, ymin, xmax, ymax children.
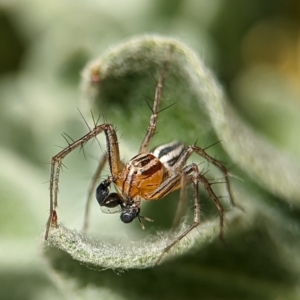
<box><xmin>45</xmin><ymin>50</ymin><xmax>235</xmax><ymax>264</ymax></box>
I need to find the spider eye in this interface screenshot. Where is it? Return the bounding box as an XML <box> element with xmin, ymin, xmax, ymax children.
<box><xmin>120</xmin><ymin>207</ymin><xmax>139</xmax><ymax>223</ymax></box>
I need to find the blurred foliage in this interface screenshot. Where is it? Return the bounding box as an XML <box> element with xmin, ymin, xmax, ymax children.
<box><xmin>0</xmin><ymin>0</ymin><xmax>300</xmax><ymax>299</ymax></box>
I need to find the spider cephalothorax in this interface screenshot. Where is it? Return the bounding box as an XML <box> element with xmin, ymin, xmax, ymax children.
<box><xmin>45</xmin><ymin>49</ymin><xmax>235</xmax><ymax>264</ymax></box>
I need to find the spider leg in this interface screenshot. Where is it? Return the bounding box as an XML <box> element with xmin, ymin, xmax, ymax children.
<box><xmin>82</xmin><ymin>153</ymin><xmax>107</xmax><ymax>233</ymax></box>
<box><xmin>45</xmin><ymin>123</ymin><xmax>122</xmax><ymax>240</ymax></box>
<box><xmin>191</xmin><ymin>145</ymin><xmax>236</xmax><ymax>207</ymax></box>
<box><xmin>139</xmin><ymin>51</ymin><xmax>172</xmax><ymax>154</ymax></box>
<box><xmin>146</xmin><ymin>144</ymin><xmax>227</xmax><ymax>265</ymax></box>
<box><xmin>172</xmin><ymin>173</ymin><xmax>188</xmax><ymax>229</ymax></box>
<box><xmin>154</xmin><ymin>162</ymin><xmax>225</xmax><ymax>265</ymax></box>
<box><xmin>153</xmin><ymin>163</ymin><xmax>202</xmax><ymax>265</ymax></box>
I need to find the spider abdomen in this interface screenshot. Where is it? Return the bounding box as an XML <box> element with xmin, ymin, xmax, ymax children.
<box><xmin>152</xmin><ymin>141</ymin><xmax>186</xmax><ymax>170</ymax></box>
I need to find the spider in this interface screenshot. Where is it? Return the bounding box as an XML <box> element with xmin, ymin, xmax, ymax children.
<box><xmin>45</xmin><ymin>50</ymin><xmax>235</xmax><ymax>264</ymax></box>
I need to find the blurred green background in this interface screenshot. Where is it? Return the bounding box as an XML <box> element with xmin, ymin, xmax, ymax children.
<box><xmin>1</xmin><ymin>0</ymin><xmax>300</xmax><ymax>299</ymax></box>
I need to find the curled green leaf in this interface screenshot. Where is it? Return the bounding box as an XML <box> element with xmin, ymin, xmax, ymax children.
<box><xmin>81</xmin><ymin>35</ymin><xmax>300</xmax><ymax>203</ymax></box>
<box><xmin>45</xmin><ymin>35</ymin><xmax>300</xmax><ymax>280</ymax></box>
